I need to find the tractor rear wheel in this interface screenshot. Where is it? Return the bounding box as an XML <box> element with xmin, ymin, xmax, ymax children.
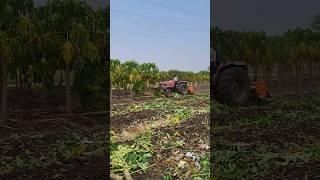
<box><xmin>165</xmin><ymin>89</ymin><xmax>173</xmax><ymax>98</ymax></box>
<box><xmin>177</xmin><ymin>82</ymin><xmax>188</xmax><ymax>95</ymax></box>
<box><xmin>215</xmin><ymin>67</ymin><xmax>250</xmax><ymax>105</ymax></box>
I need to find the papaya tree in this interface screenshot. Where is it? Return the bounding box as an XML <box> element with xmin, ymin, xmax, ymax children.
<box><xmin>122</xmin><ymin>60</ymin><xmax>139</xmax><ymax>89</ymax></box>
<box><xmin>0</xmin><ymin>31</ymin><xmax>11</xmax><ymax>121</ymax></box>
<box><xmin>62</xmin><ymin>35</ymin><xmax>74</xmax><ymax>115</ymax></box>
<box><xmin>110</xmin><ymin>59</ymin><xmax>121</xmax><ymax>88</ymax></box>
<box><xmin>138</xmin><ymin>63</ymin><xmax>159</xmax><ymax>90</ymax></box>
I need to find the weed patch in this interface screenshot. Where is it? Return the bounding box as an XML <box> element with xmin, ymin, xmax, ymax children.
<box><xmin>111</xmin><ymin>133</ymin><xmax>153</xmax><ymax>175</ymax></box>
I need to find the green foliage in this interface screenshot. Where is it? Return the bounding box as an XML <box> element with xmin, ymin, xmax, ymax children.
<box><xmin>153</xmin><ymin>88</ymin><xmax>162</xmax><ymax>97</ymax></box>
<box><xmin>111</xmin><ymin>133</ymin><xmax>153</xmax><ymax>174</ymax></box>
<box><xmin>174</xmin><ymin>108</ymin><xmax>192</xmax><ymax>120</ymax></box>
<box><xmin>127</xmin><ymin>104</ymin><xmax>143</xmax><ymax>113</ymax></box>
<box><xmin>111</xmin><ymin>92</ymin><xmax>210</xmax><ymax>178</ymax></box>
<box><xmin>240</xmin><ymin>114</ymin><xmax>274</xmax><ymax>126</ymax></box>
<box><xmin>0</xmin><ymin>0</ymin><xmax>108</xmax><ymax>110</ymax></box>
<box><xmin>110</xmin><ymin>59</ymin><xmax>210</xmax><ymax>91</ymax></box>
<box><xmin>133</xmin><ymin>80</ymin><xmax>145</xmax><ymax>96</ymax></box>
<box><xmin>142</xmin><ymin>100</ymin><xmax>170</xmax><ymax>110</ymax></box>
<box><xmin>163</xmin><ymin>139</ymin><xmax>185</xmax><ymax>149</ymax></box>
<box><xmin>169</xmin><ymin>108</ymin><xmax>192</xmax><ymax>123</ymax></box>
<box><xmin>62</xmin><ymin>41</ymin><xmax>74</xmax><ymax>64</ymax></box>
<box><xmin>0</xmin><ymin>31</ymin><xmax>11</xmax><ymax>59</ymax></box>
<box><xmin>163</xmin><ymin>175</ymin><xmax>174</xmax><ymax>180</ymax></box>
<box><xmin>212</xmin><ymin>95</ymin><xmax>320</xmax><ymax>179</ymax></box>
<box><xmin>192</xmin><ymin>156</ymin><xmax>210</xmax><ymax>180</ymax></box>
<box><xmin>211</xmin><ymin>26</ymin><xmax>320</xmax><ymax>81</ymax></box>
<box><xmin>73</xmin><ymin>61</ymin><xmax>106</xmax><ymax>110</ymax></box>
<box><xmin>305</xmin><ymin>144</ymin><xmax>320</xmax><ymax>160</ymax></box>
<box><xmin>212</xmin><ymin>143</ymin><xmax>272</xmax><ymax>179</ymax></box>
<box><xmin>0</xmin><ymin>131</ymin><xmax>107</xmax><ymax>175</ymax></box>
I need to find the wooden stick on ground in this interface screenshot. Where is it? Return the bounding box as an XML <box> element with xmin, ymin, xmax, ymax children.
<box><xmin>110</xmin><ymin>173</ymin><xmax>123</xmax><ymax>180</ymax></box>
<box><xmin>0</xmin><ymin>124</ymin><xmax>20</xmax><ymax>130</ymax></box>
<box><xmin>80</xmin><ymin>111</ymin><xmax>108</xmax><ymax>116</ymax></box>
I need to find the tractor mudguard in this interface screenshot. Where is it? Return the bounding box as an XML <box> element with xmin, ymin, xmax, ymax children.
<box><xmin>177</xmin><ymin>81</ymin><xmax>188</xmax><ymax>84</ymax></box>
<box><xmin>214</xmin><ymin>62</ymin><xmax>248</xmax><ymax>84</ymax></box>
<box><xmin>160</xmin><ymin>80</ymin><xmax>175</xmax><ymax>88</ymax></box>
<box><xmin>176</xmin><ymin>81</ymin><xmax>188</xmax><ymax>88</ymax></box>
<box><xmin>218</xmin><ymin>61</ymin><xmax>248</xmax><ymax>71</ymax></box>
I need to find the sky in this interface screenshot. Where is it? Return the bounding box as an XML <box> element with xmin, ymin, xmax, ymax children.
<box><xmin>212</xmin><ymin>0</ymin><xmax>320</xmax><ymax>35</ymax></box>
<box><xmin>110</xmin><ymin>0</ymin><xmax>210</xmax><ymax>72</ymax></box>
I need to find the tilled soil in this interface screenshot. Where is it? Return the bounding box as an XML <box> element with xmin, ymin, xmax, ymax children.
<box><xmin>159</xmin><ymin>113</ymin><xmax>210</xmax><ymax>151</ymax></box>
<box><xmin>0</xmin><ymin>90</ymin><xmax>108</xmax><ymax>179</ymax></box>
<box><xmin>214</xmin><ymin>119</ymin><xmax>320</xmax><ymax>148</ymax></box>
<box><xmin>110</xmin><ymin>92</ymin><xmax>210</xmax><ymax>179</ymax></box>
<box><xmin>111</xmin><ymin>95</ymin><xmax>153</xmax><ymax>105</ymax></box>
<box><xmin>2</xmin><ymin>156</ymin><xmax>108</xmax><ymax>180</ymax></box>
<box><xmin>132</xmin><ymin>113</ymin><xmax>210</xmax><ymax>179</ymax></box>
<box><xmin>2</xmin><ymin>109</ymin><xmax>106</xmax><ymax>135</ymax></box>
<box><xmin>212</xmin><ymin>95</ymin><xmax>320</xmax><ymax>179</ymax></box>
<box><xmin>111</xmin><ymin>110</ymin><xmax>161</xmax><ymax>134</ymax></box>
<box><xmin>0</xmin><ymin>116</ymin><xmax>107</xmax><ymax>179</ymax></box>
<box><xmin>266</xmin><ymin>161</ymin><xmax>320</xmax><ymax>180</ymax></box>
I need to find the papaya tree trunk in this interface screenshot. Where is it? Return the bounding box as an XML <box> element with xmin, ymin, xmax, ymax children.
<box><xmin>15</xmin><ymin>71</ymin><xmax>18</xmax><ymax>88</ymax></box>
<box><xmin>1</xmin><ymin>57</ymin><xmax>8</xmax><ymax>121</ymax></box>
<box><xmin>146</xmin><ymin>79</ymin><xmax>150</xmax><ymax>89</ymax></box>
<box><xmin>17</xmin><ymin>69</ymin><xmax>21</xmax><ymax>89</ymax></box>
<box><xmin>130</xmin><ymin>83</ymin><xmax>133</xmax><ymax>99</ymax></box>
<box><xmin>277</xmin><ymin>62</ymin><xmax>281</xmax><ymax>89</ymax></box>
<box><xmin>315</xmin><ymin>62</ymin><xmax>317</xmax><ymax>80</ymax></box>
<box><xmin>316</xmin><ymin>61</ymin><xmax>319</xmax><ymax>79</ymax></box>
<box><xmin>60</xmin><ymin>70</ymin><xmax>63</xmax><ymax>87</ymax></box>
<box><xmin>0</xmin><ymin>62</ymin><xmax>2</xmax><ymax>95</ymax></box>
<box><xmin>65</xmin><ymin>63</ymin><xmax>72</xmax><ymax>115</ymax></box>
<box><xmin>110</xmin><ymin>79</ymin><xmax>112</xmax><ymax>108</ymax></box>
<box><xmin>254</xmin><ymin>64</ymin><xmax>258</xmax><ymax>81</ymax></box>
<box><xmin>295</xmin><ymin>61</ymin><xmax>299</xmax><ymax>89</ymax></box>
<box><xmin>42</xmin><ymin>76</ymin><xmax>48</xmax><ymax>107</ymax></box>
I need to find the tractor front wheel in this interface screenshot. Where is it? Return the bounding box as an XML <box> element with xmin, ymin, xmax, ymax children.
<box><xmin>165</xmin><ymin>89</ymin><xmax>173</xmax><ymax>98</ymax></box>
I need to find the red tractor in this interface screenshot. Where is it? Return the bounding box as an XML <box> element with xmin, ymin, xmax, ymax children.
<box><xmin>211</xmin><ymin>47</ymin><xmax>271</xmax><ymax>105</ymax></box>
<box><xmin>159</xmin><ymin>77</ymin><xmax>191</xmax><ymax>98</ymax></box>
